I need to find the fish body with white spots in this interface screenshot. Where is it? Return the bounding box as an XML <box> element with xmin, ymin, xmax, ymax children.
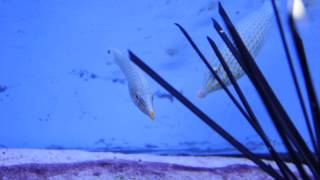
<box><xmin>108</xmin><ymin>49</ymin><xmax>155</xmax><ymax>120</ymax></box>
<box><xmin>198</xmin><ymin>1</ymin><xmax>274</xmax><ymax>98</ymax></box>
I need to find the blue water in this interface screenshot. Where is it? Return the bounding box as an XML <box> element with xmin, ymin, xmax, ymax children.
<box><xmin>0</xmin><ymin>0</ymin><xmax>319</xmax><ymax>155</ymax></box>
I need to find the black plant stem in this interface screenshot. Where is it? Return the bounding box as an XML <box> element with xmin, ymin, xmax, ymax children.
<box><xmin>174</xmin><ymin>22</ymin><xmax>287</xmax><ymax>179</ymax></box>
<box><xmin>288</xmin><ymin>12</ymin><xmax>320</xmax><ymax>162</ymax></box>
<box><xmin>128</xmin><ymin>50</ymin><xmax>283</xmax><ymax>179</ymax></box>
<box><xmin>212</xmin><ymin>18</ymin><xmax>311</xmax><ymax>180</ymax></box>
<box><xmin>213</xmin><ymin>17</ymin><xmax>310</xmax><ymax>180</ymax></box>
<box><xmin>207</xmin><ymin>35</ymin><xmax>296</xmax><ymax>179</ymax></box>
<box><xmin>217</xmin><ymin>3</ymin><xmax>319</xmax><ymax>178</ymax></box>
<box><xmin>174</xmin><ymin>23</ymin><xmax>252</xmax><ymax>124</ymax></box>
<box><xmin>271</xmin><ymin>0</ymin><xmax>317</xmax><ymax>157</ymax></box>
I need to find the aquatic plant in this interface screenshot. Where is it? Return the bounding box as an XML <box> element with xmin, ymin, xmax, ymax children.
<box><xmin>128</xmin><ymin>0</ymin><xmax>319</xmax><ymax>179</ymax></box>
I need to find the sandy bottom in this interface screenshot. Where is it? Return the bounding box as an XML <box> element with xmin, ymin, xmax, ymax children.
<box><xmin>0</xmin><ymin>148</ymin><xmax>294</xmax><ymax>179</ymax></box>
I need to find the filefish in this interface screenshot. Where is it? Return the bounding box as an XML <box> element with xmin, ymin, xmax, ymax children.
<box><xmin>108</xmin><ymin>49</ymin><xmax>155</xmax><ymax>120</ymax></box>
<box><xmin>198</xmin><ymin>0</ymin><xmax>274</xmax><ymax>98</ymax></box>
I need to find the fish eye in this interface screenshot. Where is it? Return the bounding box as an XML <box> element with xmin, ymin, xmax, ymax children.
<box><xmin>135</xmin><ymin>94</ymin><xmax>139</xmax><ymax>100</ymax></box>
<box><xmin>135</xmin><ymin>94</ymin><xmax>144</xmax><ymax>107</ymax></box>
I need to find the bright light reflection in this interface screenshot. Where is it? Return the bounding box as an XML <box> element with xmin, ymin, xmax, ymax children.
<box><xmin>293</xmin><ymin>0</ymin><xmax>306</xmax><ymax>20</ymax></box>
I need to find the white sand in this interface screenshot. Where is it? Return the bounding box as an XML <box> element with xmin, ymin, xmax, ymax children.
<box><xmin>0</xmin><ymin>148</ymin><xmax>254</xmax><ymax>167</ymax></box>
<box><xmin>0</xmin><ymin>149</ymin><xmax>309</xmax><ymax>179</ymax></box>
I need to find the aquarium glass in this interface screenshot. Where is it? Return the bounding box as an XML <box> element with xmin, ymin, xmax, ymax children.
<box><xmin>0</xmin><ymin>0</ymin><xmax>319</xmax><ymax>155</ymax></box>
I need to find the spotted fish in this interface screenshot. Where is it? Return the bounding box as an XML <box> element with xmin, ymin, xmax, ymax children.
<box><xmin>198</xmin><ymin>0</ymin><xmax>274</xmax><ymax>98</ymax></box>
<box><xmin>108</xmin><ymin>49</ymin><xmax>155</xmax><ymax>120</ymax></box>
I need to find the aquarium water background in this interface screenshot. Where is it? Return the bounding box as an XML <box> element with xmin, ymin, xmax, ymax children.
<box><xmin>0</xmin><ymin>0</ymin><xmax>319</xmax><ymax>155</ymax></box>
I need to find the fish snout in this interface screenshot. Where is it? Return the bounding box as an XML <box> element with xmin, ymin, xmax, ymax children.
<box><xmin>148</xmin><ymin>110</ymin><xmax>155</xmax><ymax>120</ymax></box>
<box><xmin>197</xmin><ymin>90</ymin><xmax>207</xmax><ymax>99</ymax></box>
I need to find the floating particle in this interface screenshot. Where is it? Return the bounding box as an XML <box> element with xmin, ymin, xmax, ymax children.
<box><xmin>155</xmin><ymin>91</ymin><xmax>174</xmax><ymax>103</ymax></box>
<box><xmin>165</xmin><ymin>47</ymin><xmax>179</xmax><ymax>57</ymax></box>
<box><xmin>0</xmin><ymin>85</ymin><xmax>7</xmax><ymax>93</ymax></box>
<box><xmin>112</xmin><ymin>78</ymin><xmax>126</xmax><ymax>84</ymax></box>
<box><xmin>71</xmin><ymin>69</ymin><xmax>99</xmax><ymax>81</ymax></box>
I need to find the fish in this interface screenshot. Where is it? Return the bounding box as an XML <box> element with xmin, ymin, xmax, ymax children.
<box><xmin>198</xmin><ymin>0</ymin><xmax>274</xmax><ymax>98</ymax></box>
<box><xmin>107</xmin><ymin>49</ymin><xmax>155</xmax><ymax>120</ymax></box>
